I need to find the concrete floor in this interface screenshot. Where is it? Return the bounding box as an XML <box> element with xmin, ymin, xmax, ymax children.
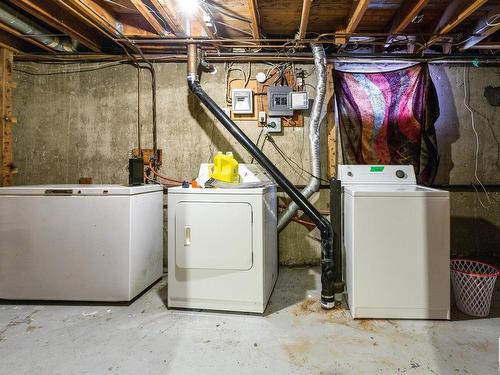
<box><xmin>0</xmin><ymin>267</ymin><xmax>498</xmax><ymax>375</ymax></box>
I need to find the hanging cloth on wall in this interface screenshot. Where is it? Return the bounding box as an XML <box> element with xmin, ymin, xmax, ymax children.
<box><xmin>334</xmin><ymin>64</ymin><xmax>439</xmax><ymax>185</ymax></box>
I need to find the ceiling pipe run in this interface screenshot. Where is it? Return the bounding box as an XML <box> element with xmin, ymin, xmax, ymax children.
<box><xmin>186</xmin><ymin>43</ymin><xmax>338</xmax><ymax>309</ymax></box>
<box><xmin>0</xmin><ymin>3</ymin><xmax>76</xmax><ymax>52</ymax></box>
<box><xmin>277</xmin><ymin>43</ymin><xmax>327</xmax><ymax>232</ymax></box>
<box><xmin>14</xmin><ymin>53</ymin><xmax>500</xmax><ymax>64</ymax></box>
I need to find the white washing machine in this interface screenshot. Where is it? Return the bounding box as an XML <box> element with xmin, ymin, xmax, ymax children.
<box><xmin>167</xmin><ymin>164</ymin><xmax>277</xmax><ymax>313</ymax></box>
<box><xmin>339</xmin><ymin>165</ymin><xmax>450</xmax><ymax>320</ymax></box>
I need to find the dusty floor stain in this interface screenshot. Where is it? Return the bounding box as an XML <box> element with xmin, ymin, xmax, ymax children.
<box><xmin>0</xmin><ymin>310</ymin><xmax>39</xmax><ymax>341</ymax></box>
<box><xmin>282</xmin><ymin>338</ymin><xmax>312</xmax><ymax>368</ymax></box>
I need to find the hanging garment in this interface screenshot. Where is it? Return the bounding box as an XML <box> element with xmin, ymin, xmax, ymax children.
<box><xmin>334</xmin><ymin>64</ymin><xmax>439</xmax><ymax>185</ymax></box>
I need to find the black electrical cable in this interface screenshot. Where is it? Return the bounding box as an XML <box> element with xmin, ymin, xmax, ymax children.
<box><xmin>267</xmin><ymin>136</ymin><xmax>330</xmax><ymax>184</ymax></box>
<box><xmin>13</xmin><ymin>62</ymin><xmax>125</xmax><ymax>75</ymax></box>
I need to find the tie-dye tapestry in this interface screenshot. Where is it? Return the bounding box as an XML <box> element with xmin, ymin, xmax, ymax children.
<box><xmin>334</xmin><ymin>64</ymin><xmax>439</xmax><ymax>185</ymax></box>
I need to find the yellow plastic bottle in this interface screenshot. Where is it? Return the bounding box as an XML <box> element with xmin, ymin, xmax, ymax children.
<box><xmin>209</xmin><ymin>152</ymin><xmax>239</xmax><ymax>183</ymax></box>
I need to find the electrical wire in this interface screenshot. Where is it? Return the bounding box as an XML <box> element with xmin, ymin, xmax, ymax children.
<box><xmin>267</xmin><ymin>136</ymin><xmax>329</xmax><ymax>184</ymax></box>
<box><xmin>148</xmin><ymin>162</ymin><xmax>184</xmax><ymax>183</ymax></box>
<box><xmin>13</xmin><ymin>61</ymin><xmax>127</xmax><ymax>75</ymax></box>
<box><xmin>463</xmin><ymin>66</ymin><xmax>492</xmax><ymax>209</ymax></box>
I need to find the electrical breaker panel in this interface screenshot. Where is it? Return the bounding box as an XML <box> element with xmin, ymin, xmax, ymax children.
<box><xmin>267</xmin><ymin>86</ymin><xmax>293</xmax><ymax>116</ymax></box>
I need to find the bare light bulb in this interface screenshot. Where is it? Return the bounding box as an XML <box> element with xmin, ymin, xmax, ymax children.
<box><xmin>178</xmin><ymin>0</ymin><xmax>199</xmax><ymax>16</ymax></box>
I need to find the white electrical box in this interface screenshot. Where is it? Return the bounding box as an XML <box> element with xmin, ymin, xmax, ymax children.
<box><xmin>288</xmin><ymin>91</ymin><xmax>309</xmax><ymax>110</ymax></box>
<box><xmin>232</xmin><ymin>88</ymin><xmax>253</xmax><ymax>114</ymax></box>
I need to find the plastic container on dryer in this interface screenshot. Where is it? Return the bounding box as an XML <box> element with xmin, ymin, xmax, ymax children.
<box><xmin>209</xmin><ymin>152</ymin><xmax>239</xmax><ymax>183</ymax></box>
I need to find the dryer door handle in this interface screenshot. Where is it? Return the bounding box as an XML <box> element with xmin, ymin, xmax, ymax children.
<box><xmin>184</xmin><ymin>226</ymin><xmax>191</xmax><ymax>246</ymax></box>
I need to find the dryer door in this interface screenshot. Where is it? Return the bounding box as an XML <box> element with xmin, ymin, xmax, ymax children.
<box><xmin>175</xmin><ymin>201</ymin><xmax>253</xmax><ymax>270</ymax></box>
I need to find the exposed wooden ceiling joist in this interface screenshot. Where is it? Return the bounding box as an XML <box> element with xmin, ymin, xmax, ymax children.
<box><xmin>337</xmin><ymin>0</ymin><xmax>371</xmax><ymax>44</ymax></box>
<box><xmin>346</xmin><ymin>0</ymin><xmax>371</xmax><ymax>35</ymax></box>
<box><xmin>0</xmin><ymin>32</ymin><xmax>27</xmax><ymax>53</ymax></box>
<box><xmin>129</xmin><ymin>0</ymin><xmax>168</xmax><ymax>36</ymax></box>
<box><xmin>58</xmin><ymin>0</ymin><xmax>121</xmax><ymax>37</ymax></box>
<box><xmin>149</xmin><ymin>0</ymin><xmax>185</xmax><ymax>36</ymax></box>
<box><xmin>420</xmin><ymin>0</ymin><xmax>488</xmax><ymax>51</ymax></box>
<box><xmin>58</xmin><ymin>0</ymin><xmax>157</xmax><ymax>39</ymax></box>
<box><xmin>10</xmin><ymin>0</ymin><xmax>102</xmax><ymax>52</ymax></box>
<box><xmin>298</xmin><ymin>0</ymin><xmax>312</xmax><ymax>40</ymax></box>
<box><xmin>195</xmin><ymin>7</ymin><xmax>217</xmax><ymax>39</ymax></box>
<box><xmin>461</xmin><ymin>5</ymin><xmax>500</xmax><ymax>51</ymax></box>
<box><xmin>247</xmin><ymin>0</ymin><xmax>260</xmax><ymax>39</ymax></box>
<box><xmin>388</xmin><ymin>0</ymin><xmax>429</xmax><ymax>35</ymax></box>
<box><xmin>0</xmin><ymin>21</ymin><xmax>54</xmax><ymax>52</ymax></box>
<box><xmin>468</xmin><ymin>41</ymin><xmax>500</xmax><ymax>49</ymax></box>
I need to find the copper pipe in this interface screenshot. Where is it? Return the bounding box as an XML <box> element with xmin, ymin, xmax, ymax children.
<box><xmin>187</xmin><ymin>43</ymin><xmax>198</xmax><ymax>79</ymax></box>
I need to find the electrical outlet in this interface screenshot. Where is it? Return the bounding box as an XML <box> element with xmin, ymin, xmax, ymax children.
<box><xmin>266</xmin><ymin>117</ymin><xmax>281</xmax><ymax>133</ymax></box>
<box><xmin>258</xmin><ymin>111</ymin><xmax>267</xmax><ymax>124</ymax></box>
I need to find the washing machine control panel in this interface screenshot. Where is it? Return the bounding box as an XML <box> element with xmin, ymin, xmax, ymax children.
<box><xmin>338</xmin><ymin>165</ymin><xmax>417</xmax><ymax>185</ymax></box>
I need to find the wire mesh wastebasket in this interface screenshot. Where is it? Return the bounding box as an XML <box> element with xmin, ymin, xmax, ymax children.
<box><xmin>450</xmin><ymin>258</ymin><xmax>499</xmax><ymax>317</ymax></box>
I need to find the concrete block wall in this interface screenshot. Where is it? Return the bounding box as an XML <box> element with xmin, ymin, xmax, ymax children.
<box><xmin>11</xmin><ymin>62</ymin><xmax>500</xmax><ymax>265</ymax></box>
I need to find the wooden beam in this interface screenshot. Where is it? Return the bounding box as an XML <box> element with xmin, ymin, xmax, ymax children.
<box><xmin>337</xmin><ymin>0</ymin><xmax>371</xmax><ymax>44</ymax></box>
<box><xmin>129</xmin><ymin>0</ymin><xmax>168</xmax><ymax>35</ymax></box>
<box><xmin>0</xmin><ymin>25</ymin><xmax>56</xmax><ymax>53</ymax></box>
<box><xmin>58</xmin><ymin>0</ymin><xmax>120</xmax><ymax>37</ymax></box>
<box><xmin>420</xmin><ymin>0</ymin><xmax>488</xmax><ymax>51</ymax></box>
<box><xmin>297</xmin><ymin>0</ymin><xmax>312</xmax><ymax>40</ymax></box>
<box><xmin>0</xmin><ymin>31</ymin><xmax>28</xmax><ymax>53</ymax></box>
<box><xmin>467</xmin><ymin>42</ymin><xmax>500</xmax><ymax>49</ymax></box>
<box><xmin>195</xmin><ymin>8</ymin><xmax>216</xmax><ymax>39</ymax></box>
<box><xmin>10</xmin><ymin>0</ymin><xmax>102</xmax><ymax>52</ymax></box>
<box><xmin>59</xmin><ymin>0</ymin><xmax>157</xmax><ymax>39</ymax></box>
<box><xmin>326</xmin><ymin>64</ymin><xmax>337</xmax><ymax>178</ymax></box>
<box><xmin>346</xmin><ymin>0</ymin><xmax>371</xmax><ymax>35</ymax></box>
<box><xmin>389</xmin><ymin>0</ymin><xmax>429</xmax><ymax>35</ymax></box>
<box><xmin>0</xmin><ymin>48</ymin><xmax>15</xmax><ymax>186</ymax></box>
<box><xmin>461</xmin><ymin>5</ymin><xmax>500</xmax><ymax>50</ymax></box>
<box><xmin>247</xmin><ymin>0</ymin><xmax>260</xmax><ymax>39</ymax></box>
<box><xmin>150</xmin><ymin>0</ymin><xmax>185</xmax><ymax>35</ymax></box>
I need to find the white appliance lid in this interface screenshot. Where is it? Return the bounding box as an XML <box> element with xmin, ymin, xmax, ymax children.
<box><xmin>0</xmin><ymin>184</ymin><xmax>163</xmax><ymax>196</ymax></box>
<box><xmin>339</xmin><ymin>165</ymin><xmax>417</xmax><ymax>185</ymax></box>
<box><xmin>344</xmin><ymin>184</ymin><xmax>449</xmax><ymax>197</ymax></box>
<box><xmin>167</xmin><ymin>185</ymin><xmax>273</xmax><ymax>195</ymax></box>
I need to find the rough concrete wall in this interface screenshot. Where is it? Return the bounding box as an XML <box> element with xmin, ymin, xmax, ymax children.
<box><xmin>12</xmin><ymin>62</ymin><xmax>327</xmax><ymax>266</ymax></box>
<box><xmin>429</xmin><ymin>66</ymin><xmax>500</xmax><ymax>260</ymax></box>
<box><xmin>11</xmin><ymin>62</ymin><xmax>500</xmax><ymax>265</ymax></box>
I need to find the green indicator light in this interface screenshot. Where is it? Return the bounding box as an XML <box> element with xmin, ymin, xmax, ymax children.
<box><xmin>370</xmin><ymin>166</ymin><xmax>385</xmax><ymax>172</ymax></box>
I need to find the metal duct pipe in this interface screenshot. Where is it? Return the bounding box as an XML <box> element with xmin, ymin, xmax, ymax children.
<box><xmin>278</xmin><ymin>43</ymin><xmax>327</xmax><ymax>231</ymax></box>
<box><xmin>186</xmin><ymin>44</ymin><xmax>336</xmax><ymax>309</ymax></box>
<box><xmin>0</xmin><ymin>3</ymin><xmax>76</xmax><ymax>52</ymax></box>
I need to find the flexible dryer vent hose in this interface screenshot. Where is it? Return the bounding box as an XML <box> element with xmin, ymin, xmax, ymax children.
<box><xmin>277</xmin><ymin>44</ymin><xmax>327</xmax><ymax>231</ymax></box>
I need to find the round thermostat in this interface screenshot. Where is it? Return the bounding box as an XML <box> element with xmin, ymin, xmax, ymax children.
<box><xmin>256</xmin><ymin>72</ymin><xmax>267</xmax><ymax>83</ymax></box>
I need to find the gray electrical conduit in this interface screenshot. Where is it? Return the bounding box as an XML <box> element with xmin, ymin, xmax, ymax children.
<box><xmin>0</xmin><ymin>3</ymin><xmax>76</xmax><ymax>52</ymax></box>
<box><xmin>277</xmin><ymin>43</ymin><xmax>327</xmax><ymax>232</ymax></box>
